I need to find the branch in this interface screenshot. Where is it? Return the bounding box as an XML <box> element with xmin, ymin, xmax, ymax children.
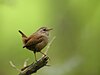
<box><xmin>19</xmin><ymin>55</ymin><xmax>49</xmax><ymax>75</ymax></box>
<box><xmin>10</xmin><ymin>36</ymin><xmax>56</xmax><ymax>75</ymax></box>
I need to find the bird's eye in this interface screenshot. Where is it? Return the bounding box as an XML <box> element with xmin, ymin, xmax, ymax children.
<box><xmin>43</xmin><ymin>28</ymin><xmax>46</xmax><ymax>31</ymax></box>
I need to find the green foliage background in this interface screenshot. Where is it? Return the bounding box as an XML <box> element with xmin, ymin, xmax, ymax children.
<box><xmin>0</xmin><ymin>0</ymin><xmax>100</xmax><ymax>75</ymax></box>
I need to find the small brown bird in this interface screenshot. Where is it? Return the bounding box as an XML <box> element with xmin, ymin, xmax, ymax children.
<box><xmin>19</xmin><ymin>27</ymin><xmax>52</xmax><ymax>61</ymax></box>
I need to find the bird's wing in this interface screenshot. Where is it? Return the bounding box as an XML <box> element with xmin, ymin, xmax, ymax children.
<box><xmin>23</xmin><ymin>34</ymin><xmax>43</xmax><ymax>47</ymax></box>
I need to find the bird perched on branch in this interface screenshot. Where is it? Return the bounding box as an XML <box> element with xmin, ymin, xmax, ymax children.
<box><xmin>19</xmin><ymin>27</ymin><xmax>52</xmax><ymax>61</ymax></box>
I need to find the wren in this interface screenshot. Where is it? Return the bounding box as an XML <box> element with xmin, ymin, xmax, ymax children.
<box><xmin>19</xmin><ymin>27</ymin><xmax>52</xmax><ymax>61</ymax></box>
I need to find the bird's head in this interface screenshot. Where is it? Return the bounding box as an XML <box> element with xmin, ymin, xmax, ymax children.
<box><xmin>37</xmin><ymin>27</ymin><xmax>53</xmax><ymax>36</ymax></box>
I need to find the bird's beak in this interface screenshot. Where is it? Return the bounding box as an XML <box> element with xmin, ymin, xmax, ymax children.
<box><xmin>47</xmin><ymin>28</ymin><xmax>53</xmax><ymax>31</ymax></box>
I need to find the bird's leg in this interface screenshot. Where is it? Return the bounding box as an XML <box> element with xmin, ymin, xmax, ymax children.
<box><xmin>33</xmin><ymin>52</ymin><xmax>37</xmax><ymax>62</ymax></box>
<box><xmin>40</xmin><ymin>51</ymin><xmax>51</xmax><ymax>61</ymax></box>
<box><xmin>40</xmin><ymin>51</ymin><xmax>46</xmax><ymax>56</ymax></box>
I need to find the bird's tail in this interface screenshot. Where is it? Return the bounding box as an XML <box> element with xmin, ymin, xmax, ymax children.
<box><xmin>18</xmin><ymin>30</ymin><xmax>27</xmax><ymax>38</ymax></box>
<box><xmin>23</xmin><ymin>45</ymin><xmax>26</xmax><ymax>48</ymax></box>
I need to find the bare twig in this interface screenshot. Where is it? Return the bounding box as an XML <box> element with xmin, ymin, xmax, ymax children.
<box><xmin>23</xmin><ymin>58</ymin><xmax>29</xmax><ymax>67</ymax></box>
<box><xmin>45</xmin><ymin>36</ymin><xmax>56</xmax><ymax>55</ymax></box>
<box><xmin>9</xmin><ymin>61</ymin><xmax>21</xmax><ymax>72</ymax></box>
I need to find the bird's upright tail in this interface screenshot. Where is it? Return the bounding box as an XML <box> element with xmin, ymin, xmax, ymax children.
<box><xmin>18</xmin><ymin>30</ymin><xmax>27</xmax><ymax>38</ymax></box>
<box><xmin>19</xmin><ymin>30</ymin><xmax>28</xmax><ymax>45</ymax></box>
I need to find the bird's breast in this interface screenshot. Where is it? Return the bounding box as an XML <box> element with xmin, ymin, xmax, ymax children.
<box><xmin>35</xmin><ymin>36</ymin><xmax>48</xmax><ymax>52</ymax></box>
